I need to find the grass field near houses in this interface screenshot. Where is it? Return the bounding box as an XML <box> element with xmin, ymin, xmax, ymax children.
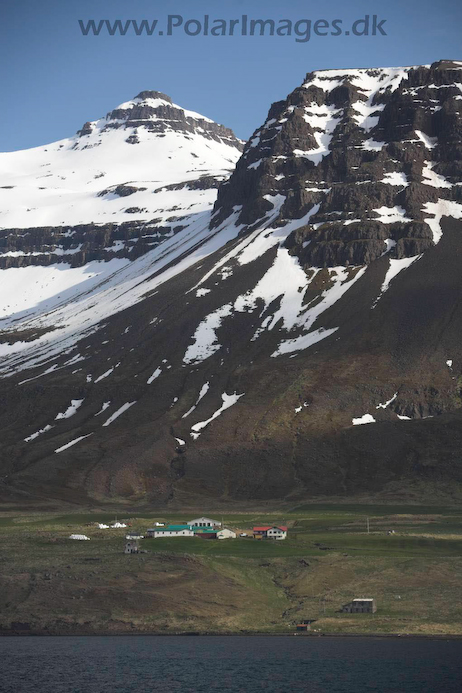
<box><xmin>1</xmin><ymin>503</ymin><xmax>461</xmax><ymax>635</ymax></box>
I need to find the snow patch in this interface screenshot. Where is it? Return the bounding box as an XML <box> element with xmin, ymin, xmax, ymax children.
<box><xmin>421</xmin><ymin>161</ymin><xmax>452</xmax><ymax>188</ymax></box>
<box><xmin>415</xmin><ymin>130</ymin><xmax>437</xmax><ymax>149</ymax></box>
<box><xmin>94</xmin><ymin>401</ymin><xmax>111</xmax><ymax>416</ymax></box>
<box><xmin>102</xmin><ymin>401</ymin><xmax>136</xmax><ymax>427</ymax></box>
<box><xmin>190</xmin><ymin>392</ymin><xmax>244</xmax><ymax>438</ymax></box>
<box><xmin>55</xmin><ymin>433</ymin><xmax>93</xmax><ymax>453</ymax></box>
<box><xmin>55</xmin><ymin>399</ymin><xmax>84</xmax><ymax>420</ymax></box>
<box><xmin>24</xmin><ymin>424</ymin><xmax>53</xmax><ymax>442</ymax></box>
<box><xmin>373</xmin><ymin>206</ymin><xmax>411</xmax><ymax>224</ymax></box>
<box><xmin>94</xmin><ymin>368</ymin><xmax>114</xmax><ymax>383</ymax></box>
<box><xmin>352</xmin><ymin>414</ymin><xmax>376</xmax><ymax>425</ymax></box>
<box><xmin>147</xmin><ymin>367</ymin><xmax>162</xmax><ymax>384</ymax></box>
<box><xmin>183</xmin><ymin>304</ymin><xmax>232</xmax><ymax>365</ymax></box>
<box><xmin>376</xmin><ymin>392</ymin><xmax>398</xmax><ymax>409</ymax></box>
<box><xmin>182</xmin><ymin>382</ymin><xmax>210</xmax><ymax>419</ymax></box>
<box><xmin>381</xmin><ymin>172</ymin><xmax>409</xmax><ymax>186</ymax></box>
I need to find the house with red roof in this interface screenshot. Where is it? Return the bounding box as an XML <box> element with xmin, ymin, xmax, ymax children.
<box><xmin>252</xmin><ymin>525</ymin><xmax>287</xmax><ymax>540</ymax></box>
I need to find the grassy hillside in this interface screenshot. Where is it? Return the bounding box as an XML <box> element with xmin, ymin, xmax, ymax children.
<box><xmin>1</xmin><ymin>504</ymin><xmax>461</xmax><ymax>635</ymax></box>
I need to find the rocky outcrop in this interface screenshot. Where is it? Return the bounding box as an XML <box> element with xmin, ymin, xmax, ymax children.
<box><xmin>0</xmin><ymin>220</ymin><xmax>185</xmax><ymax>268</ymax></box>
<box><xmin>211</xmin><ymin>60</ymin><xmax>462</xmax><ymax>270</ymax></box>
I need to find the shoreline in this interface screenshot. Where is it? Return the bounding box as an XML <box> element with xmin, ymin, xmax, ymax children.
<box><xmin>1</xmin><ymin>630</ymin><xmax>462</xmax><ymax>639</ymax></box>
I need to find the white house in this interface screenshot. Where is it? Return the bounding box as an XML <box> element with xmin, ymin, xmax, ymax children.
<box><xmin>188</xmin><ymin>516</ymin><xmax>221</xmax><ymax>529</ymax></box>
<box><xmin>217</xmin><ymin>528</ymin><xmax>236</xmax><ymax>540</ymax></box>
<box><xmin>253</xmin><ymin>526</ymin><xmax>287</xmax><ymax>540</ymax></box>
<box><xmin>266</xmin><ymin>526</ymin><xmax>287</xmax><ymax>540</ymax></box>
<box><xmin>146</xmin><ymin>525</ymin><xmax>194</xmax><ymax>538</ymax></box>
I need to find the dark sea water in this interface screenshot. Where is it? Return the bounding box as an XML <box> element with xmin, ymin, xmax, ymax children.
<box><xmin>0</xmin><ymin>635</ymin><xmax>461</xmax><ymax>693</ymax></box>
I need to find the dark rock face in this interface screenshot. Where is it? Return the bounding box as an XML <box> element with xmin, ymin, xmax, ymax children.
<box><xmin>211</xmin><ymin>60</ymin><xmax>462</xmax><ymax>267</ymax></box>
<box><xmin>0</xmin><ymin>220</ymin><xmax>185</xmax><ymax>268</ymax></box>
<box><xmin>285</xmin><ymin>220</ymin><xmax>434</xmax><ymax>268</ymax></box>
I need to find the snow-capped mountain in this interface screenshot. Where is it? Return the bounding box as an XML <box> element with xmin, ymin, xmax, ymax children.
<box><xmin>0</xmin><ymin>90</ymin><xmax>242</xmax><ymax>266</ymax></box>
<box><xmin>1</xmin><ymin>61</ymin><xmax>462</xmax><ymax>506</ymax></box>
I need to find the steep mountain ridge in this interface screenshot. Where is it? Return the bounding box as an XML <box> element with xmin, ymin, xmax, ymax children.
<box><xmin>1</xmin><ymin>61</ymin><xmax>462</xmax><ymax>506</ymax></box>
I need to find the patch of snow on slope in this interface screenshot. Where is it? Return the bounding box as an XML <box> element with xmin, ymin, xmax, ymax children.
<box><xmin>295</xmin><ymin>105</ymin><xmax>341</xmax><ymax>164</ymax></box>
<box><xmin>102</xmin><ymin>401</ymin><xmax>136</xmax><ymax>427</ymax></box>
<box><xmin>24</xmin><ymin>424</ymin><xmax>53</xmax><ymax>442</ymax></box>
<box><xmin>362</xmin><ymin>138</ymin><xmax>385</xmax><ymax>151</ymax></box>
<box><xmin>94</xmin><ymin>402</ymin><xmax>111</xmax><ymax>416</ymax></box>
<box><xmin>190</xmin><ymin>392</ymin><xmax>244</xmax><ymax>438</ymax></box>
<box><xmin>421</xmin><ymin>161</ymin><xmax>452</xmax><ymax>188</ymax></box>
<box><xmin>415</xmin><ymin>130</ymin><xmax>437</xmax><ymax>149</ymax></box>
<box><xmin>352</xmin><ymin>414</ymin><xmax>376</xmax><ymax>425</ymax></box>
<box><xmin>183</xmin><ymin>304</ymin><xmax>232</xmax><ymax>364</ymax></box>
<box><xmin>423</xmin><ymin>199</ymin><xmax>462</xmax><ymax>243</ymax></box>
<box><xmin>147</xmin><ymin>367</ymin><xmax>162</xmax><ymax>384</ymax></box>
<box><xmin>238</xmin><ymin>203</ymin><xmax>320</xmax><ymax>267</ymax></box>
<box><xmin>381</xmin><ymin>172</ymin><xmax>409</xmax><ymax>186</ymax></box>
<box><xmin>0</xmin><ymin>260</ymin><xmax>128</xmax><ymax>323</ymax></box>
<box><xmin>235</xmin><ymin>249</ymin><xmax>311</xmax><ymax>329</ymax></box>
<box><xmin>94</xmin><ymin>368</ymin><xmax>114</xmax><ymax>383</ymax></box>
<box><xmin>383</xmin><ymin>239</ymin><xmax>397</xmax><ymax>254</ymax></box>
<box><xmin>55</xmin><ymin>433</ymin><xmax>93</xmax><ymax>453</ymax></box>
<box><xmin>272</xmin><ymin>267</ymin><xmax>367</xmax><ymax>357</ymax></box>
<box><xmin>182</xmin><ymin>382</ymin><xmax>210</xmax><ymax>418</ymax></box>
<box><xmin>374</xmin><ymin>256</ymin><xmax>422</xmax><ymax>304</ymax></box>
<box><xmin>373</xmin><ymin>206</ymin><xmax>411</xmax><ymax>223</ymax></box>
<box><xmin>55</xmin><ymin>399</ymin><xmax>84</xmax><ymax>420</ymax></box>
<box><xmin>376</xmin><ymin>393</ymin><xmax>398</xmax><ymax>409</ymax></box>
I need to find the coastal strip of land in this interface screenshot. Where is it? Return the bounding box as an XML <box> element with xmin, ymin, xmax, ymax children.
<box><xmin>1</xmin><ymin>503</ymin><xmax>461</xmax><ymax>636</ymax></box>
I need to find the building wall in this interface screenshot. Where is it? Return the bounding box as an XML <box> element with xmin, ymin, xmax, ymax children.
<box><xmin>342</xmin><ymin>601</ymin><xmax>377</xmax><ymax>613</ymax></box>
<box><xmin>267</xmin><ymin>529</ymin><xmax>287</xmax><ymax>540</ymax></box>
<box><xmin>150</xmin><ymin>529</ymin><xmax>194</xmax><ymax>538</ymax></box>
<box><xmin>217</xmin><ymin>529</ymin><xmax>236</xmax><ymax>539</ymax></box>
<box><xmin>189</xmin><ymin>518</ymin><xmax>221</xmax><ymax>528</ymax></box>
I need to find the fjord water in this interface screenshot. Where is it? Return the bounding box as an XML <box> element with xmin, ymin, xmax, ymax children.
<box><xmin>1</xmin><ymin>636</ymin><xmax>461</xmax><ymax>692</ymax></box>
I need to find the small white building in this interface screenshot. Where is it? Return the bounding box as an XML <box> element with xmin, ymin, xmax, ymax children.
<box><xmin>217</xmin><ymin>528</ymin><xmax>237</xmax><ymax>540</ymax></box>
<box><xmin>69</xmin><ymin>534</ymin><xmax>90</xmax><ymax>541</ymax></box>
<box><xmin>188</xmin><ymin>516</ymin><xmax>221</xmax><ymax>529</ymax></box>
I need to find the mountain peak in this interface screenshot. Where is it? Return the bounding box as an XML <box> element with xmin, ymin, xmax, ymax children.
<box><xmin>133</xmin><ymin>90</ymin><xmax>173</xmax><ymax>103</ymax></box>
<box><xmin>76</xmin><ymin>92</ymin><xmax>243</xmax><ymax>151</ymax></box>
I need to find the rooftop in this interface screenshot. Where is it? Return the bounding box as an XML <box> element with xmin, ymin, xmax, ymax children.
<box><xmin>148</xmin><ymin>525</ymin><xmax>192</xmax><ymax>532</ymax></box>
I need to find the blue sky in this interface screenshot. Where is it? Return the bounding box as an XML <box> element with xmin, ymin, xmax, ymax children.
<box><xmin>0</xmin><ymin>0</ymin><xmax>461</xmax><ymax>151</ymax></box>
